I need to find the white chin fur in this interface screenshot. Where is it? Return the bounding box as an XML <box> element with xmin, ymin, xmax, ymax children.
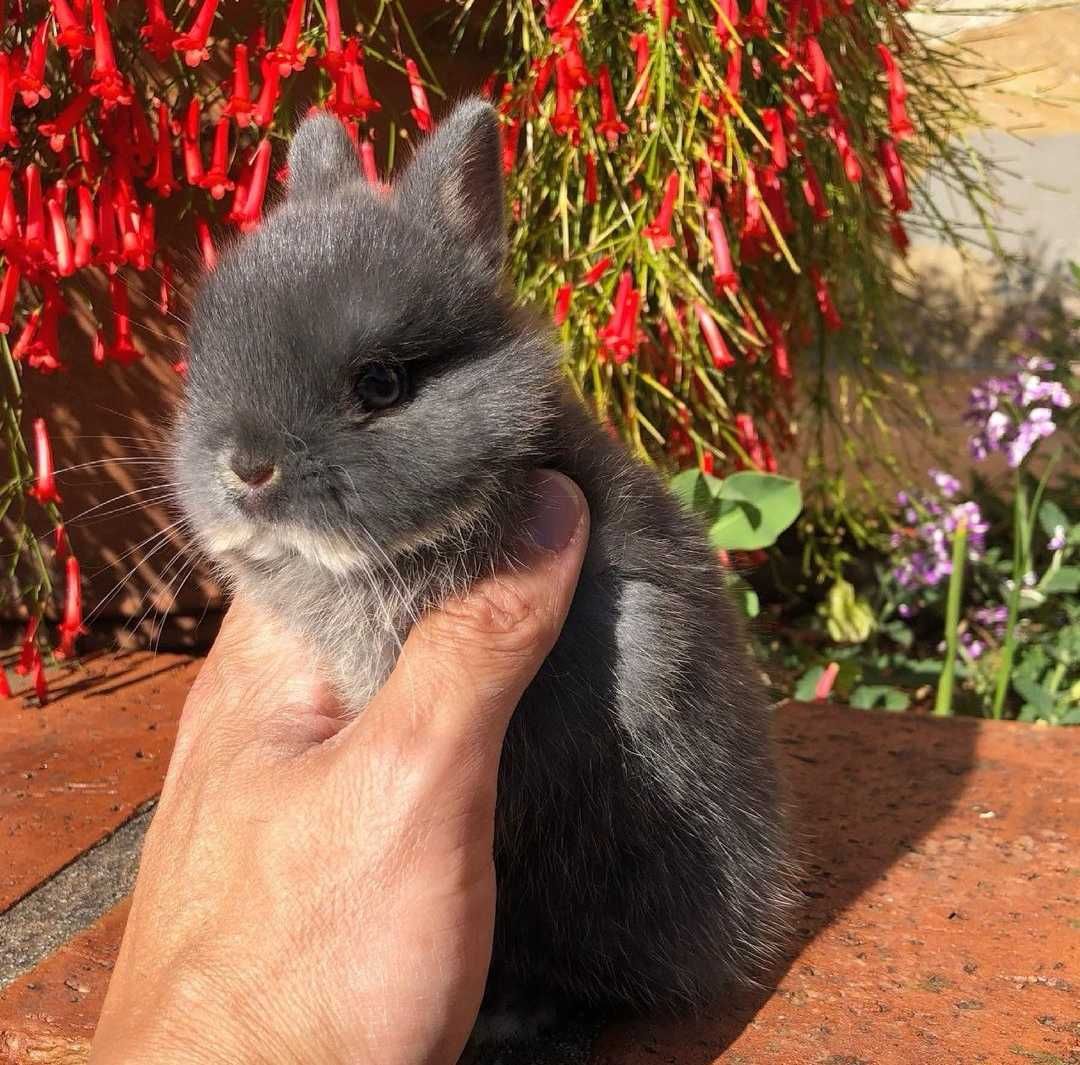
<box><xmin>203</xmin><ymin>521</ymin><xmax>365</xmax><ymax>576</ymax></box>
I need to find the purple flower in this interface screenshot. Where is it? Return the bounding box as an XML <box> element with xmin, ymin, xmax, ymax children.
<box><xmin>1048</xmin><ymin>525</ymin><xmax>1066</xmax><ymax>551</ymax></box>
<box><xmin>929</xmin><ymin>469</ymin><xmax>961</xmax><ymax>499</ymax></box>
<box><xmin>1004</xmin><ymin>407</ymin><xmax>1056</xmax><ymax>468</ymax></box>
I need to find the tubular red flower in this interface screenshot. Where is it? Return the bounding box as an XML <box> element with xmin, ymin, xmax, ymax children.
<box><xmin>599</xmin><ymin>270</ymin><xmax>632</xmax><ymax>358</ymax></box>
<box><xmin>47</xmin><ymin>198</ymin><xmax>75</xmax><ymax>277</ymax></box>
<box><xmin>321</xmin><ymin>0</ymin><xmax>344</xmax><ymax>71</ymax></box>
<box><xmin>878</xmin><ymin>137</ymin><xmax>911</xmax><ymax>212</ymax></box>
<box><xmin>253</xmin><ymin>57</ymin><xmax>282</xmax><ymax>128</ymax></box>
<box><xmin>724</xmin><ymin>45</ymin><xmax>742</xmax><ymax>105</ymax></box>
<box><xmin>599</xmin><ymin>271</ymin><xmax>641</xmax><ymax>364</ymax></box>
<box><xmin>11</xmin><ymin>310</ymin><xmax>41</xmax><ymax>364</ymax></box>
<box><xmin>800</xmin><ymin>155</ymin><xmax>830</xmax><ymax>221</ymax></box>
<box><xmin>346</xmin><ymin>39</ymin><xmax>380</xmax><ymax>118</ymax></box>
<box><xmin>140</xmin><ymin>0</ymin><xmax>177</xmax><ymax>59</ymax></box>
<box><xmin>38</xmin><ymin>90</ymin><xmax>93</xmax><ymax>153</ymax></box>
<box><xmin>804</xmin><ymin>37</ymin><xmax>836</xmax><ymax>107</ymax></box>
<box><xmin>694</xmin><ymin>302</ymin><xmax>735</xmax><ymax>369</ymax></box>
<box><xmin>145</xmin><ymin>101</ymin><xmax>178</xmax><ymax>196</ymax></box>
<box><xmin>876</xmin><ymin>44</ymin><xmax>915</xmax><ymax>141</ymax></box>
<box><xmin>757</xmin><ymin>303</ymin><xmax>792</xmax><ymax>384</ymax></box>
<box><xmin>706</xmin><ymin>207</ymin><xmax>738</xmax><ymax>293</ymax></box>
<box><xmin>52</xmin><ymin>0</ymin><xmax>93</xmax><ymax>57</ymax></box>
<box><xmin>545</xmin><ymin>0</ymin><xmax>577</xmax><ymax>31</ymax></box>
<box><xmin>174</xmin><ymin>0</ymin><xmax>219</xmax><ymax>66</ymax></box>
<box><xmin>713</xmin><ymin>0</ymin><xmax>739</xmax><ymax>42</ymax></box>
<box><xmin>745</xmin><ymin>0</ymin><xmax>768</xmax><ymax>36</ymax></box>
<box><xmin>90</xmin><ymin>0</ymin><xmax>132</xmax><ymax>107</ymax></box>
<box><xmin>0</xmin><ymin>262</ymin><xmax>19</xmax><ymax>334</ymax></box>
<box><xmin>239</xmin><ymin>138</ymin><xmax>272</xmax><ymax>231</ymax></box>
<box><xmin>735</xmin><ymin>413</ymin><xmax>766</xmax><ymax>469</ymax></box>
<box><xmin>700</xmin><ymin>451</ymin><xmax>714</xmax><ymax>476</ymax></box>
<box><xmin>94</xmin><ymin>179</ymin><xmax>121</xmax><ymax>272</ymax></box>
<box><xmin>809</xmin><ymin>266</ymin><xmax>842</xmax><ymax>331</ymax></box>
<box><xmin>760</xmin><ymin>108</ymin><xmax>787</xmax><ymax>170</ymax></box>
<box><xmin>268</xmin><ymin>0</ymin><xmax>313</xmax><ymax>75</ymax></box>
<box><xmin>405</xmin><ymin>58</ymin><xmax>433</xmax><ymax>133</ymax></box>
<box><xmin>554</xmin><ymin>26</ymin><xmax>589</xmax><ymax>89</ymax></box>
<box><xmin>16</xmin><ymin>20</ymin><xmax>51</xmax><ymax>107</ymax></box>
<box><xmin>829</xmin><ymin>114</ymin><xmax>862</xmax><ymax>183</ymax></box>
<box><xmin>551</xmin><ymin>56</ymin><xmax>581</xmax><ymax>143</ymax></box>
<box><xmin>23</xmin><ymin>165</ymin><xmax>46</xmax><ymax>256</ymax></box>
<box><xmin>889</xmin><ymin>214</ymin><xmax>910</xmax><ymax>255</ymax></box>
<box><xmin>106</xmin><ymin>274</ymin><xmax>140</xmax><ymax>364</ymax></box>
<box><xmin>0</xmin><ymin>666</ymin><xmax>10</xmax><ymax>699</ymax></box>
<box><xmin>552</xmin><ymin>282</ymin><xmax>572</xmax><ymax>325</ymax></box>
<box><xmin>72</xmin><ymin>185</ymin><xmax>96</xmax><ymax>268</ymax></box>
<box><xmin>29</xmin><ymin>418</ymin><xmax>62</xmax><ymax>504</ymax></box>
<box><xmin>182</xmin><ymin>98</ymin><xmax>204</xmax><ymax>183</ymax></box>
<box><xmin>33</xmin><ymin>657</ymin><xmax>48</xmax><ymax>706</ymax></box>
<box><xmin>595</xmin><ymin>64</ymin><xmax>628</xmax><ymax>144</ymax></box>
<box><xmin>501</xmin><ymin>112</ymin><xmax>521</xmax><ymax>175</ymax></box>
<box><xmin>56</xmin><ymin>555</ymin><xmax>85</xmax><ymax>659</ymax></box>
<box><xmin>643</xmin><ymin>170</ymin><xmax>679</xmax><ymax>250</ymax></box>
<box><xmin>581</xmin><ymin>255</ymin><xmax>612</xmax><ymax>286</ymax></box>
<box><xmin>0</xmin><ymin>55</ymin><xmax>15</xmax><ymax>149</ymax></box>
<box><xmin>199</xmin><ymin>118</ymin><xmax>235</xmax><ymax>199</ymax></box>
<box><xmin>583</xmin><ymin>152</ymin><xmax>597</xmax><ymax>204</ymax></box>
<box><xmin>629</xmin><ymin>33</ymin><xmax>650</xmax><ymax>107</ymax></box>
<box><xmin>219</xmin><ymin>44</ymin><xmax>254</xmax><ymax>127</ymax></box>
<box><xmin>359</xmin><ymin>138</ymin><xmax>379</xmax><ymax>186</ymax></box>
<box><xmin>15</xmin><ymin>617</ymin><xmax>39</xmax><ymax>676</ymax></box>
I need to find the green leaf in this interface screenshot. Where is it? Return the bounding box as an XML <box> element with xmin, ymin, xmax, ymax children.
<box><xmin>1044</xmin><ymin>567</ymin><xmax>1080</xmax><ymax>594</ymax></box>
<box><xmin>670</xmin><ymin>469</ymin><xmax>718</xmax><ymax>514</ymax></box>
<box><xmin>1038</xmin><ymin>499</ymin><xmax>1068</xmax><ymax>540</ymax></box>
<box><xmin>1012</xmin><ymin>675</ymin><xmax>1059</xmax><ymax>719</ymax></box>
<box><xmin>706</xmin><ymin>472</ymin><xmax>802</xmax><ymax>550</ymax></box>
<box><xmin>794</xmin><ymin>666</ymin><xmax>824</xmax><ymax>701</ymax></box>
<box><xmin>850</xmin><ymin>684</ymin><xmax>910</xmax><ymax>712</ymax></box>
<box><xmin>726</xmin><ymin>574</ymin><xmax>760</xmax><ymax>619</ymax></box>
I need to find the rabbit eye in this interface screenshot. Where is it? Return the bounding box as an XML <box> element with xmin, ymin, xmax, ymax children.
<box><xmin>353</xmin><ymin>362</ymin><xmax>407</xmax><ymax>411</ymax></box>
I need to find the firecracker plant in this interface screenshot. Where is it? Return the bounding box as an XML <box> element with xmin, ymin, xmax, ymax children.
<box><xmin>1</xmin><ymin>0</ymin><xmax>995</xmax><ymax>699</ymax></box>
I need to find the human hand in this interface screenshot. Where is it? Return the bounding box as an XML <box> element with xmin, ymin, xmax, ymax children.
<box><xmin>89</xmin><ymin>470</ymin><xmax>589</xmax><ymax>1065</ymax></box>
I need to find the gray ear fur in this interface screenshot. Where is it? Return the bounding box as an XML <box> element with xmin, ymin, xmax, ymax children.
<box><xmin>394</xmin><ymin>98</ymin><xmax>506</xmax><ymax>280</ymax></box>
<box><xmin>287</xmin><ymin>113</ymin><xmax>360</xmax><ymax>200</ymax></box>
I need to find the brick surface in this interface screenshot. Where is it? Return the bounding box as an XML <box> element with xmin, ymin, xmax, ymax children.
<box><xmin>0</xmin><ymin>651</ymin><xmax>198</xmax><ymax>909</ymax></box>
<box><xmin>2</xmin><ymin>669</ymin><xmax>1078</xmax><ymax>1064</ymax></box>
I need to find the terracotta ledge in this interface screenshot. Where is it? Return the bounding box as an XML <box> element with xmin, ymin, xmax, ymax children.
<box><xmin>1</xmin><ymin>656</ymin><xmax>1077</xmax><ymax>1064</ymax></box>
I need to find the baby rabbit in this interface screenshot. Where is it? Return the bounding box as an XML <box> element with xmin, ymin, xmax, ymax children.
<box><xmin>174</xmin><ymin>98</ymin><xmax>793</xmax><ymax>1042</ymax></box>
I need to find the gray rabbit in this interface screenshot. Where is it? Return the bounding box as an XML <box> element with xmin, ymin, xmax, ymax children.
<box><xmin>174</xmin><ymin>99</ymin><xmax>793</xmax><ymax>1044</ymax></box>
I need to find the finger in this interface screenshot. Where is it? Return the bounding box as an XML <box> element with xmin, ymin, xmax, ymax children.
<box><xmin>350</xmin><ymin>470</ymin><xmax>589</xmax><ymax>765</ymax></box>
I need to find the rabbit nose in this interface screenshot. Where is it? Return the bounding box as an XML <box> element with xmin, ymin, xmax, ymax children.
<box><xmin>228</xmin><ymin>453</ymin><xmax>279</xmax><ymax>491</ymax></box>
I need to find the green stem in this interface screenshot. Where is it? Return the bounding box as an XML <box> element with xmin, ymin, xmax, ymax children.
<box><xmin>934</xmin><ymin>516</ymin><xmax>968</xmax><ymax>717</ymax></box>
<box><xmin>991</xmin><ymin>468</ymin><xmax>1025</xmax><ymax>720</ymax></box>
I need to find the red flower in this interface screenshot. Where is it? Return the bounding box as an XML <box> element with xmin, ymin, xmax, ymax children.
<box><xmin>800</xmin><ymin>155</ymin><xmax>830</xmax><ymax>221</ymax></box>
<box><xmin>599</xmin><ymin>270</ymin><xmax>641</xmax><ymax>363</ymax></box>
<box><xmin>267</xmin><ymin>0</ymin><xmax>314</xmax><ymax>76</ymax></box>
<box><xmin>705</xmin><ymin>207</ymin><xmax>738</xmax><ymax>293</ymax></box>
<box><xmin>551</xmin><ymin>55</ymin><xmax>581</xmax><ymax>142</ymax></box>
<box><xmin>700</xmin><ymin>451</ymin><xmax>714</xmax><ymax>476</ymax></box>
<box><xmin>553</xmin><ymin>282</ymin><xmax>572</xmax><ymax>325</ymax></box>
<box><xmin>595</xmin><ymin>64</ymin><xmax>628</xmax><ymax>145</ymax></box>
<box><xmin>29</xmin><ymin>418</ymin><xmax>61</xmax><ymax>504</ymax></box>
<box><xmin>804</xmin><ymin>37</ymin><xmax>836</xmax><ymax>108</ymax></box>
<box><xmin>745</xmin><ymin>0</ymin><xmax>769</xmax><ymax>37</ymax></box>
<box><xmin>734</xmin><ymin>413</ymin><xmax>766</xmax><ymax>469</ymax></box>
<box><xmin>828</xmin><ymin>112</ymin><xmax>862</xmax><ymax>183</ymax></box>
<box><xmin>545</xmin><ymin>0</ymin><xmax>577</xmax><ymax>31</ymax></box>
<box><xmin>724</xmin><ymin>44</ymin><xmax>742</xmax><ymax>105</ymax></box>
<box><xmin>146</xmin><ymin>101</ymin><xmax>178</xmax><ymax>196</ymax></box>
<box><xmin>581</xmin><ymin>255</ymin><xmax>612</xmax><ymax>286</ymax></box>
<box><xmin>33</xmin><ymin>657</ymin><xmax>49</xmax><ymax>706</ymax></box>
<box><xmin>876</xmin><ymin>44</ymin><xmax>915</xmax><ymax>141</ymax></box>
<box><xmin>47</xmin><ymin>196</ymin><xmax>75</xmax><ymax>277</ymax></box>
<box><xmin>238</xmin><ymin>138</ymin><xmax>272</xmax><ymax>231</ymax></box>
<box><xmin>360</xmin><ymin>138</ymin><xmax>380</xmax><ymax>186</ymax></box>
<box><xmin>15</xmin><ymin>617</ymin><xmax>39</xmax><ymax>675</ymax></box>
<box><xmin>140</xmin><ymin>0</ymin><xmax>177</xmax><ymax>61</ymax></box>
<box><xmin>195</xmin><ymin>217</ymin><xmax>217</xmax><ymax>269</ymax></box>
<box><xmin>583</xmin><ymin>152</ymin><xmax>598</xmax><ymax>203</ymax></box>
<box><xmin>16</xmin><ymin>21</ymin><xmax>52</xmax><ymax>107</ymax></box>
<box><xmin>643</xmin><ymin>170</ymin><xmax>679</xmax><ymax>250</ymax></box>
<box><xmin>321</xmin><ymin>0</ymin><xmax>345</xmax><ymax>72</ymax></box>
<box><xmin>0</xmin><ymin>665</ymin><xmax>10</xmax><ymax>699</ymax></box>
<box><xmin>0</xmin><ymin>56</ymin><xmax>16</xmax><ymax>148</ymax></box>
<box><xmin>23</xmin><ymin>164</ymin><xmax>47</xmax><ymax>257</ymax></box>
<box><xmin>809</xmin><ymin>266</ymin><xmax>843</xmax><ymax>331</ymax></box>
<box><xmin>713</xmin><ymin>0</ymin><xmax>740</xmax><ymax>43</ymax></box>
<box><xmin>760</xmin><ymin>108</ymin><xmax>788</xmax><ymax>170</ymax></box>
<box><xmin>72</xmin><ymin>185</ymin><xmax>96</xmax><ymax>268</ymax></box>
<box><xmin>554</xmin><ymin>25</ymin><xmax>590</xmax><ymax>89</ymax></box>
<box><xmin>90</xmin><ymin>0</ymin><xmax>133</xmax><ymax>107</ymax></box>
<box><xmin>174</xmin><ymin>0</ymin><xmax>219</xmax><ymax>66</ymax></box>
<box><xmin>56</xmin><ymin>555</ymin><xmax>86</xmax><ymax>659</ymax></box>
<box><xmin>889</xmin><ymin>214</ymin><xmax>910</xmax><ymax>255</ymax></box>
<box><xmin>52</xmin><ymin>0</ymin><xmax>93</xmax><ymax>57</ymax></box>
<box><xmin>224</xmin><ymin>43</ymin><xmax>254</xmax><ymax>127</ymax></box>
<box><xmin>94</xmin><ymin>178</ymin><xmax>122</xmax><ymax>272</ymax></box>
<box><xmin>253</xmin><ymin>57</ymin><xmax>282</xmax><ymax>128</ymax></box>
<box><xmin>694</xmin><ymin>302</ymin><xmax>735</xmax><ymax>369</ymax></box>
<box><xmin>107</xmin><ymin>274</ymin><xmax>141</xmax><ymax>364</ymax></box>
<box><xmin>405</xmin><ymin>58</ymin><xmax>433</xmax><ymax>133</ymax></box>
<box><xmin>629</xmin><ymin>33</ymin><xmax>650</xmax><ymax>107</ymax></box>
<box><xmin>37</xmin><ymin>91</ymin><xmax>93</xmax><ymax>153</ymax></box>
<box><xmin>198</xmin><ymin>118</ymin><xmax>235</xmax><ymax>200</ymax></box>
<box><xmin>757</xmin><ymin>303</ymin><xmax>792</xmax><ymax>384</ymax></box>
<box><xmin>878</xmin><ymin>137</ymin><xmax>911</xmax><ymax>212</ymax></box>
<box><xmin>182</xmin><ymin>98</ymin><xmax>204</xmax><ymax>183</ymax></box>
<box><xmin>0</xmin><ymin>262</ymin><xmax>19</xmax><ymax>334</ymax></box>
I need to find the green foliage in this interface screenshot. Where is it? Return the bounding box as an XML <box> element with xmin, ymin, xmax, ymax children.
<box><xmin>817</xmin><ymin>578</ymin><xmax>875</xmax><ymax>644</ymax></box>
<box><xmin>671</xmin><ymin>469</ymin><xmax>802</xmax><ymax>551</ymax></box>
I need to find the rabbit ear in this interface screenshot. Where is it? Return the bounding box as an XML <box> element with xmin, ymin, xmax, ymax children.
<box><xmin>287</xmin><ymin>112</ymin><xmax>360</xmax><ymax>200</ymax></box>
<box><xmin>394</xmin><ymin>98</ymin><xmax>506</xmax><ymax>280</ymax></box>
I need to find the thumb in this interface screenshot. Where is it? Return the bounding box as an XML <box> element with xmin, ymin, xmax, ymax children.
<box><xmin>355</xmin><ymin>470</ymin><xmax>589</xmax><ymax>760</ymax></box>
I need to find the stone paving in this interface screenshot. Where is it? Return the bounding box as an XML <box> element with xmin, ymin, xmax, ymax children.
<box><xmin>2</xmin><ymin>651</ymin><xmax>1077</xmax><ymax>1064</ymax></box>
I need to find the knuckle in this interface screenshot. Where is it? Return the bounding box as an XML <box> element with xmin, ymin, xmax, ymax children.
<box><xmin>430</xmin><ymin>579</ymin><xmax>550</xmax><ymax>657</ymax></box>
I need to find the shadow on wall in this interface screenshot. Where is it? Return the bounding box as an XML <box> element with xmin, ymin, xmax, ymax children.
<box><xmin>593</xmin><ymin>702</ymin><xmax>979</xmax><ymax>1064</ymax></box>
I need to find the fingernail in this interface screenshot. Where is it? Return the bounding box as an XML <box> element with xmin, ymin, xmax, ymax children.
<box><xmin>523</xmin><ymin>471</ymin><xmax>582</xmax><ymax>553</ymax></box>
